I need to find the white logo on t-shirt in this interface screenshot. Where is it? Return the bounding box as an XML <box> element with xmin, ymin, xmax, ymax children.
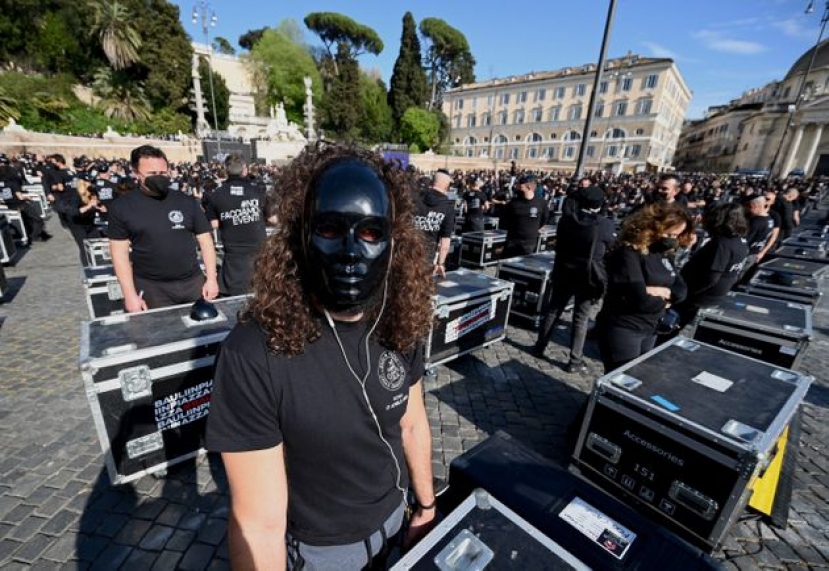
<box><xmin>378</xmin><ymin>351</ymin><xmax>406</xmax><ymax>392</ymax></box>
<box><xmin>168</xmin><ymin>210</ymin><xmax>184</xmax><ymax>224</ymax></box>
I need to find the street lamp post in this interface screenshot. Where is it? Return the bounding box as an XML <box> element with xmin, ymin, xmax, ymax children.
<box><xmin>575</xmin><ymin>0</ymin><xmax>618</xmax><ymax>179</ymax></box>
<box><xmin>769</xmin><ymin>0</ymin><xmax>828</xmax><ymax>177</ymax></box>
<box><xmin>192</xmin><ymin>1</ymin><xmax>221</xmax><ymax>157</ymax></box>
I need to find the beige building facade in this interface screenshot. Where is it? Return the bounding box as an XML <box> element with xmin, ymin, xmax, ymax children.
<box><xmin>441</xmin><ymin>54</ymin><xmax>691</xmax><ymax>173</ymax></box>
<box><xmin>675</xmin><ymin>39</ymin><xmax>829</xmax><ymax>176</ymax></box>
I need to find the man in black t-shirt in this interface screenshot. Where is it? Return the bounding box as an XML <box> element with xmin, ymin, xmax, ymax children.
<box><xmin>107</xmin><ymin>145</ymin><xmax>218</xmax><ymax>311</ymax></box>
<box><xmin>413</xmin><ymin>169</ymin><xmax>455</xmax><ymax>276</ymax></box>
<box><xmin>741</xmin><ymin>194</ymin><xmax>778</xmax><ymax>279</ymax></box>
<box><xmin>772</xmin><ymin>188</ymin><xmax>799</xmax><ymax>241</ymax></box>
<box><xmin>93</xmin><ymin>163</ymin><xmax>118</xmax><ymax>224</ymax></box>
<box><xmin>461</xmin><ymin>176</ymin><xmax>489</xmax><ymax>233</ymax></box>
<box><xmin>500</xmin><ymin>173</ymin><xmax>549</xmax><ymax>258</ymax></box>
<box><xmin>205</xmin><ymin>145</ymin><xmax>436</xmax><ymax>570</ymax></box>
<box><xmin>204</xmin><ymin>154</ymin><xmax>268</xmax><ymax>295</ymax></box>
<box><xmin>0</xmin><ymin>159</ymin><xmax>51</xmax><ymax>243</ymax></box>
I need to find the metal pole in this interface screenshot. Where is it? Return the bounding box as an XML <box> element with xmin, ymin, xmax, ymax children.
<box><xmin>769</xmin><ymin>1</ymin><xmax>828</xmax><ymax>177</ymax></box>
<box><xmin>195</xmin><ymin>1</ymin><xmax>221</xmax><ymax>158</ymax></box>
<box><xmin>574</xmin><ymin>0</ymin><xmax>618</xmax><ymax>179</ymax></box>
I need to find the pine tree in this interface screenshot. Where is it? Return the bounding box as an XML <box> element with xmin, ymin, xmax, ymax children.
<box><xmin>388</xmin><ymin>12</ymin><xmax>428</xmax><ymax>137</ymax></box>
<box><xmin>324</xmin><ymin>45</ymin><xmax>362</xmax><ymax>141</ymax></box>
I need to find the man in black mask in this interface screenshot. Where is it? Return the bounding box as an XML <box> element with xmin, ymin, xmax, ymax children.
<box><xmin>107</xmin><ymin>145</ymin><xmax>218</xmax><ymax>311</ymax></box>
<box><xmin>206</xmin><ymin>144</ymin><xmax>436</xmax><ymax>570</ymax></box>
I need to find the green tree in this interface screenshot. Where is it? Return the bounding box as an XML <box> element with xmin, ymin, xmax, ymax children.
<box><xmin>304</xmin><ymin>12</ymin><xmax>383</xmax><ymax>76</ymax></box>
<box><xmin>323</xmin><ymin>46</ymin><xmax>362</xmax><ymax>141</ymax></box>
<box><xmin>124</xmin><ymin>0</ymin><xmax>192</xmax><ymax>112</ymax></box>
<box><xmin>88</xmin><ymin>0</ymin><xmax>142</xmax><ymax>70</ymax></box>
<box><xmin>32</xmin><ymin>11</ymin><xmax>82</xmax><ymax>73</ymax></box>
<box><xmin>239</xmin><ymin>27</ymin><xmax>269</xmax><ymax>51</ymax></box>
<box><xmin>388</xmin><ymin>12</ymin><xmax>428</xmax><ymax>136</ymax></box>
<box><xmin>419</xmin><ymin>17</ymin><xmax>476</xmax><ymax>109</ymax></box>
<box><xmin>249</xmin><ymin>26</ymin><xmax>322</xmax><ymax>125</ymax></box>
<box><xmin>92</xmin><ymin>67</ymin><xmax>151</xmax><ymax>122</ymax></box>
<box><xmin>198</xmin><ymin>57</ymin><xmax>230</xmax><ymax>130</ymax></box>
<box><xmin>0</xmin><ymin>85</ymin><xmax>20</xmax><ymax>125</ymax></box>
<box><xmin>212</xmin><ymin>36</ymin><xmax>236</xmax><ymax>56</ymax></box>
<box><xmin>399</xmin><ymin>106</ymin><xmax>440</xmax><ymax>151</ymax></box>
<box><xmin>359</xmin><ymin>72</ymin><xmax>392</xmax><ymax>144</ymax></box>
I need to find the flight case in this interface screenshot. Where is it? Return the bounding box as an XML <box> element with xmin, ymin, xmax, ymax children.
<box><xmin>740</xmin><ymin>269</ymin><xmax>822</xmax><ymax>307</ymax></box>
<box><xmin>692</xmin><ymin>292</ymin><xmax>812</xmax><ymax>368</ymax></box>
<box><xmin>572</xmin><ymin>337</ymin><xmax>811</xmax><ymax>551</ymax></box>
<box><xmin>535</xmin><ymin>225</ymin><xmax>557</xmax><ymax>253</ymax></box>
<box><xmin>425</xmin><ymin>269</ymin><xmax>513</xmax><ymax>368</ymax></box>
<box><xmin>496</xmin><ymin>252</ymin><xmax>555</xmax><ymax>328</ymax></box>
<box><xmin>82</xmin><ymin>265</ymin><xmax>125</xmax><ymax>319</ymax></box>
<box><xmin>83</xmin><ymin>238</ymin><xmax>112</xmax><ymax>268</ymax></box>
<box><xmin>0</xmin><ymin>214</ymin><xmax>17</xmax><ymax>264</ymax></box>
<box><xmin>79</xmin><ymin>295</ymin><xmax>249</xmax><ymax>485</ymax></box>
<box><xmin>757</xmin><ymin>257</ymin><xmax>829</xmax><ymax>278</ymax></box>
<box><xmin>773</xmin><ymin>246</ymin><xmax>829</xmax><ymax>264</ymax></box>
<box><xmin>460</xmin><ymin>230</ymin><xmax>507</xmax><ymax>268</ymax></box>
<box><xmin>440</xmin><ymin>431</ymin><xmax>723</xmax><ymax>570</ymax></box>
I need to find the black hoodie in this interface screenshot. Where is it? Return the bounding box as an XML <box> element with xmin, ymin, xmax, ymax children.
<box><xmin>413</xmin><ymin>188</ymin><xmax>455</xmax><ymax>248</ymax></box>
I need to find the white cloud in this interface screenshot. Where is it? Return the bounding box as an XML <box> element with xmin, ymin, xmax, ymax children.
<box><xmin>641</xmin><ymin>41</ymin><xmax>680</xmax><ymax>59</ymax></box>
<box><xmin>773</xmin><ymin>17</ymin><xmax>816</xmax><ymax>40</ymax></box>
<box><xmin>693</xmin><ymin>30</ymin><xmax>768</xmax><ymax>55</ymax></box>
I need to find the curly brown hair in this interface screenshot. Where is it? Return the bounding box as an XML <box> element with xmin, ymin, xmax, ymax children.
<box><xmin>245</xmin><ymin>142</ymin><xmax>435</xmax><ymax>356</ymax></box>
<box><xmin>618</xmin><ymin>203</ymin><xmax>695</xmax><ymax>254</ymax></box>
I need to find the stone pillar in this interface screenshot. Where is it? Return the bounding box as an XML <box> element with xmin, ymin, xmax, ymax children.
<box><xmin>783</xmin><ymin>124</ymin><xmax>805</xmax><ymax>175</ymax></box>
<box><xmin>192</xmin><ymin>53</ymin><xmax>210</xmax><ymax>137</ymax></box>
<box><xmin>303</xmin><ymin>76</ymin><xmax>316</xmax><ymax>142</ymax></box>
<box><xmin>805</xmin><ymin>124</ymin><xmax>824</xmax><ymax>176</ymax></box>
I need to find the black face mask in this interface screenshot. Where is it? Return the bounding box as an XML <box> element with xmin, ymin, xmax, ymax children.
<box><xmin>304</xmin><ymin>160</ymin><xmax>392</xmax><ymax>313</ymax></box>
<box><xmin>143</xmin><ymin>175</ymin><xmax>171</xmax><ymax>199</ymax></box>
<box><xmin>651</xmin><ymin>237</ymin><xmax>678</xmax><ymax>253</ymax></box>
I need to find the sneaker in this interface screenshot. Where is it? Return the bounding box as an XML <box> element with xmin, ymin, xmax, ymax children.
<box><xmin>530</xmin><ymin>345</ymin><xmax>545</xmax><ymax>358</ymax></box>
<box><xmin>40</xmin><ymin>232</ymin><xmax>53</xmax><ymax>242</ymax></box>
<box><xmin>565</xmin><ymin>361</ymin><xmax>588</xmax><ymax>374</ymax></box>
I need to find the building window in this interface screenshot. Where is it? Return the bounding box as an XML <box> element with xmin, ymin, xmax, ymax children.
<box><xmin>486</xmin><ymin>94</ymin><xmax>494</xmax><ymax>107</ymax></box>
<box><xmin>495</xmin><ymin>147</ymin><xmax>505</xmax><ymax>159</ymax></box>
<box><xmin>514</xmin><ymin>109</ymin><xmax>525</xmax><ymax>124</ymax></box>
<box><xmin>518</xmin><ymin>91</ymin><xmax>528</xmax><ymax>103</ymax></box>
<box><xmin>466</xmin><ymin>148</ymin><xmax>474</xmax><ymax>157</ymax></box>
<box><xmin>609</xmin><ymin>127</ymin><xmax>625</xmax><ymax>139</ymax></box>
<box><xmin>636</xmin><ymin>99</ymin><xmax>653</xmax><ymax>115</ymax></box>
<box><xmin>548</xmin><ymin>106</ymin><xmax>561</xmax><ymax>121</ymax></box>
<box><xmin>454</xmin><ymin>98</ymin><xmax>464</xmax><ymax>110</ymax></box>
<box><xmin>599</xmin><ymin>81</ymin><xmax>608</xmax><ymax>94</ymax></box>
<box><xmin>543</xmin><ymin>146</ymin><xmax>557</xmax><ymax>159</ymax></box>
<box><xmin>644</xmin><ymin>74</ymin><xmax>658</xmax><ymax>89</ymax></box>
<box><xmin>621</xmin><ymin>77</ymin><xmax>633</xmax><ymax>92</ymax></box>
<box><xmin>564</xmin><ymin>146</ymin><xmax>576</xmax><ymax>159</ymax></box>
<box><xmin>527</xmin><ymin>147</ymin><xmax>539</xmax><ymax>159</ymax></box>
<box><xmin>509</xmin><ymin>147</ymin><xmax>519</xmax><ymax>159</ymax></box>
<box><xmin>589</xmin><ymin>130</ymin><xmax>598</xmax><ymax>138</ymax></box>
<box><xmin>594</xmin><ymin>103</ymin><xmax>604</xmax><ymax>118</ymax></box>
<box><xmin>587</xmin><ymin>146</ymin><xmax>595</xmax><ymax>157</ymax></box>
<box><xmin>563</xmin><ymin>130</ymin><xmax>581</xmax><ymax>141</ymax></box>
<box><xmin>466</xmin><ymin>114</ymin><xmax>476</xmax><ymax>127</ymax></box>
<box><xmin>534</xmin><ymin>88</ymin><xmax>546</xmax><ymax>102</ymax></box>
<box><xmin>501</xmin><ymin>93</ymin><xmax>510</xmax><ymax>105</ymax></box>
<box><xmin>482</xmin><ymin>112</ymin><xmax>492</xmax><ymax>126</ymax></box>
<box><xmin>575</xmin><ymin>83</ymin><xmax>587</xmax><ymax>97</ymax></box>
<box><xmin>498</xmin><ymin>111</ymin><xmax>507</xmax><ymax>125</ymax></box>
<box><xmin>554</xmin><ymin>86</ymin><xmax>566</xmax><ymax>99</ymax></box>
<box><xmin>568</xmin><ymin>104</ymin><xmax>582</xmax><ymax>120</ymax></box>
<box><xmin>528</xmin><ymin>133</ymin><xmax>543</xmax><ymax>143</ymax></box>
<box><xmin>607</xmin><ymin>145</ymin><xmax>618</xmax><ymax>157</ymax></box>
<box><xmin>613</xmin><ymin>101</ymin><xmax>627</xmax><ymax>117</ymax></box>
<box><xmin>635</xmin><ymin>128</ymin><xmax>645</xmax><ymax>136</ymax></box>
<box><xmin>550</xmin><ymin>133</ymin><xmax>557</xmax><ymax>139</ymax></box>
<box><xmin>627</xmin><ymin>144</ymin><xmax>642</xmax><ymax>158</ymax></box>
<box><xmin>532</xmin><ymin>108</ymin><xmax>543</xmax><ymax>122</ymax></box>
<box><xmin>454</xmin><ymin>114</ymin><xmax>461</xmax><ymax>128</ymax></box>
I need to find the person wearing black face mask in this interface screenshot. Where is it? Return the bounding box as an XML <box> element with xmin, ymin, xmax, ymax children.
<box><xmin>596</xmin><ymin>203</ymin><xmax>693</xmax><ymax>373</ymax></box>
<box><xmin>107</xmin><ymin>145</ymin><xmax>218</xmax><ymax>311</ymax></box>
<box><xmin>205</xmin><ymin>144</ymin><xmax>437</xmax><ymax>571</ymax></box>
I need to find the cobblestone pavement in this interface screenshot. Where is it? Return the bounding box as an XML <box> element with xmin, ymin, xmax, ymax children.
<box><xmin>0</xmin><ymin>213</ymin><xmax>827</xmax><ymax>570</ymax></box>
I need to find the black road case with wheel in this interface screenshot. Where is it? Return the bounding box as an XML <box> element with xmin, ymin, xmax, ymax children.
<box><xmin>535</xmin><ymin>225</ymin><xmax>557</xmax><ymax>253</ymax></box>
<box><xmin>0</xmin><ymin>215</ymin><xmax>17</xmax><ymax>264</ymax></box>
<box><xmin>757</xmin><ymin>257</ymin><xmax>829</xmax><ymax>278</ymax></box>
<box><xmin>773</xmin><ymin>246</ymin><xmax>829</xmax><ymax>264</ymax></box>
<box><xmin>572</xmin><ymin>338</ymin><xmax>811</xmax><ymax>551</ymax></box>
<box><xmin>79</xmin><ymin>295</ymin><xmax>249</xmax><ymax>485</ymax></box>
<box><xmin>425</xmin><ymin>269</ymin><xmax>513</xmax><ymax>368</ymax></box>
<box><xmin>460</xmin><ymin>230</ymin><xmax>507</xmax><ymax>268</ymax></box>
<box><xmin>740</xmin><ymin>269</ymin><xmax>821</xmax><ymax>307</ymax></box>
<box><xmin>692</xmin><ymin>292</ymin><xmax>811</xmax><ymax>368</ymax></box>
<box><xmin>496</xmin><ymin>252</ymin><xmax>555</xmax><ymax>328</ymax></box>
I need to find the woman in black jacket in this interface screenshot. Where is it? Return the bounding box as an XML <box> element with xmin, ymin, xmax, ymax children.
<box><xmin>597</xmin><ymin>203</ymin><xmax>694</xmax><ymax>373</ymax></box>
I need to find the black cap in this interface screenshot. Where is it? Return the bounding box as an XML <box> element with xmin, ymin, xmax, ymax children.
<box><xmin>518</xmin><ymin>173</ymin><xmax>537</xmax><ymax>185</ymax></box>
<box><xmin>578</xmin><ymin>185</ymin><xmax>605</xmax><ymax>209</ymax></box>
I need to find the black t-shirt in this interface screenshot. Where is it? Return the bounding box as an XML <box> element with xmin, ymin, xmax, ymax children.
<box><xmin>107</xmin><ymin>189</ymin><xmax>211</xmax><ymax>281</ymax></box>
<box><xmin>681</xmin><ymin>235</ymin><xmax>748</xmax><ymax>307</ymax></box>
<box><xmin>599</xmin><ymin>246</ymin><xmax>687</xmax><ymax>332</ymax></box>
<box><xmin>773</xmin><ymin>200</ymin><xmax>795</xmax><ymax>232</ymax></box>
<box><xmin>501</xmin><ymin>194</ymin><xmax>550</xmax><ymax>246</ymax></box>
<box><xmin>745</xmin><ymin>215</ymin><xmax>775</xmax><ymax>255</ymax></box>
<box><xmin>463</xmin><ymin>189</ymin><xmax>487</xmax><ymax>218</ymax></box>
<box><xmin>0</xmin><ymin>171</ymin><xmax>22</xmax><ymax>207</ymax></box>
<box><xmin>554</xmin><ymin>211</ymin><xmax>616</xmax><ymax>268</ymax></box>
<box><xmin>50</xmin><ymin>169</ymin><xmax>76</xmax><ymax>208</ymax></box>
<box><xmin>414</xmin><ymin>188</ymin><xmax>455</xmax><ymax>248</ymax></box>
<box><xmin>205</xmin><ymin>319</ymin><xmax>424</xmax><ymax>545</ymax></box>
<box><xmin>204</xmin><ymin>176</ymin><xmax>267</xmax><ymax>253</ymax></box>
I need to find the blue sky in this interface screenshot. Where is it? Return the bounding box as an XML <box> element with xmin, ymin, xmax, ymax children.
<box><xmin>172</xmin><ymin>0</ymin><xmax>822</xmax><ymax>119</ymax></box>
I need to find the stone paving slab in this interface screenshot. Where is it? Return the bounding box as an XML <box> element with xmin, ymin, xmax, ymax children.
<box><xmin>0</xmin><ymin>215</ymin><xmax>827</xmax><ymax>570</ymax></box>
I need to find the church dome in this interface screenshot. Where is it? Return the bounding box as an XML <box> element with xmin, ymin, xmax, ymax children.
<box><xmin>786</xmin><ymin>38</ymin><xmax>829</xmax><ymax>80</ymax></box>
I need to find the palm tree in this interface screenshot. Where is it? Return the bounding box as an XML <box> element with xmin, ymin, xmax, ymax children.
<box><xmin>88</xmin><ymin>0</ymin><xmax>142</xmax><ymax>70</ymax></box>
<box><xmin>92</xmin><ymin>67</ymin><xmax>151</xmax><ymax>122</ymax></box>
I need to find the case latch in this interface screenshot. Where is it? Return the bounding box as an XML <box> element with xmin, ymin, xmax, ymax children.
<box><xmin>107</xmin><ymin>281</ymin><xmax>123</xmax><ymax>300</ymax></box>
<box><xmin>119</xmin><ymin>366</ymin><xmax>152</xmax><ymax>401</ymax></box>
<box><xmin>435</xmin><ymin>528</ymin><xmax>494</xmax><ymax>571</ymax></box>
